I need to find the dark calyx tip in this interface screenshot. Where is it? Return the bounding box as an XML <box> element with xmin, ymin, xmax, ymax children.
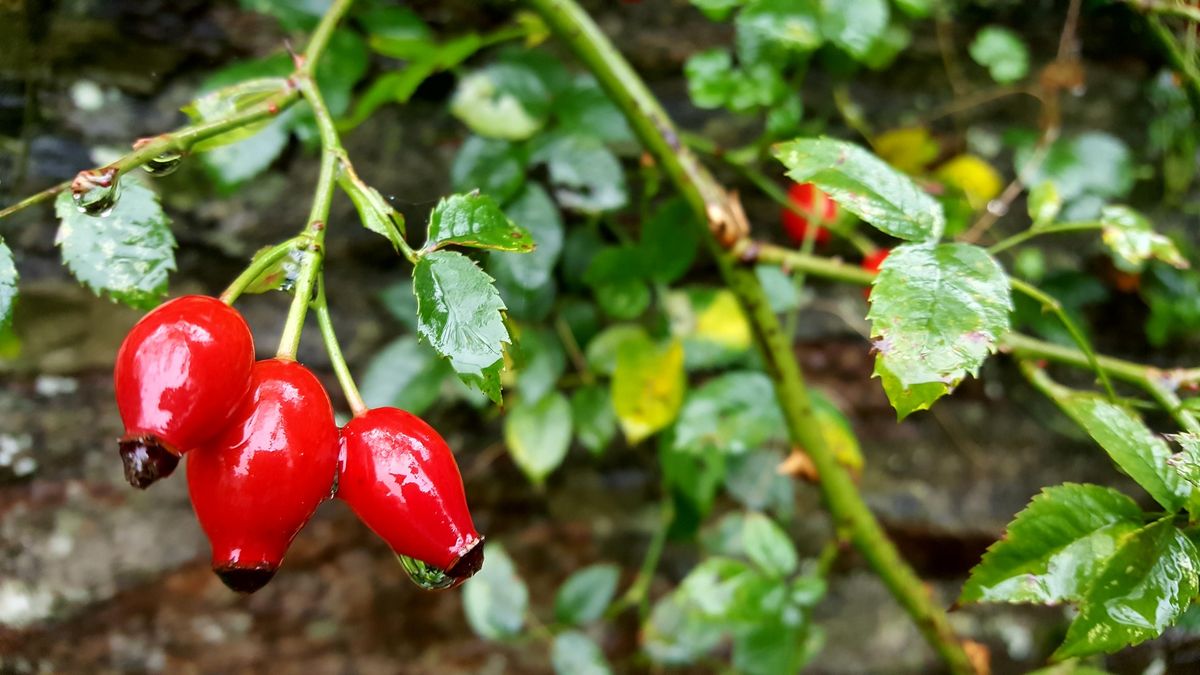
<box><xmin>118</xmin><ymin>437</ymin><xmax>179</xmax><ymax>489</ymax></box>
<box><xmin>215</xmin><ymin>565</ymin><xmax>277</xmax><ymax>594</ymax></box>
<box><xmin>446</xmin><ymin>537</ymin><xmax>485</xmax><ymax>582</ymax></box>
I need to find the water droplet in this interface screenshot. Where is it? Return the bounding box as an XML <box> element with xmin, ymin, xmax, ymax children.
<box><xmin>142</xmin><ymin>151</ymin><xmax>183</xmax><ymax>177</ymax></box>
<box><xmin>70</xmin><ymin>167</ymin><xmax>120</xmax><ymax>216</ymax></box>
<box><xmin>985</xmin><ymin>199</ymin><xmax>1008</xmax><ymax>217</ymax></box>
<box><xmin>398</xmin><ymin>555</ymin><xmax>456</xmax><ymax>591</ymax></box>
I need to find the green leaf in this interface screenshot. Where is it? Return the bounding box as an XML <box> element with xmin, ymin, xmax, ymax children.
<box><xmin>820</xmin><ymin>0</ymin><xmax>889</xmax><ymax>60</ymax></box>
<box><xmin>240</xmin><ymin>0</ymin><xmax>328</xmax><ymax>30</ymax></box>
<box><xmin>1050</xmin><ymin>392</ymin><xmax>1189</xmax><ymax>511</ymax></box>
<box><xmin>554</xmin><ymin>563</ymin><xmax>621</xmax><ymax>625</ymax></box>
<box><xmin>379</xmin><ymin>279</ymin><xmax>419</xmax><ymax>331</ymax></box>
<box><xmin>532</xmin><ymin>133</ymin><xmax>628</xmax><ymax>214</ymax></box>
<box><xmin>867</xmin><ymin>243</ymin><xmax>1012</xmax><ymax>418</ymax></box>
<box><xmin>424</xmin><ymin>193</ymin><xmax>534</xmax><ymax>253</ymax></box>
<box><xmin>690</xmin><ymin>0</ymin><xmax>744</xmax><ymax>21</ymax></box>
<box><xmin>594</xmin><ymin>279</ymin><xmax>651</xmax><ymax>320</ymax></box>
<box><xmin>640</xmin><ymin>198</ymin><xmax>700</xmax><ymax>284</ymax></box>
<box><xmin>555</xmin><ymin>75</ymin><xmax>635</xmax><ymax>146</ymax></box>
<box><xmin>742</xmin><ymin>512</ymin><xmax>798</xmax><ymax>577</ymax></box>
<box><xmin>489</xmin><ymin>184</ymin><xmax>564</xmax><ymax>291</ymax></box>
<box><xmin>1018</xmin><ymin>132</ymin><xmax>1133</xmax><ymax>213</ymax></box>
<box><xmin>357</xmin><ymin>5</ymin><xmax>431</xmax><ymax>41</ymax></box>
<box><xmin>450</xmin><ymin>56</ymin><xmax>553</xmax><ymax>140</ymax></box>
<box><xmin>571</xmin><ymin>385</ymin><xmax>617</xmax><ymax>454</ymax></box>
<box><xmin>1055</xmin><ymin>518</ymin><xmax>1199</xmax><ymax>658</ymax></box>
<box><xmin>756</xmin><ymin>265</ymin><xmax>800</xmax><ymax>313</ymax></box>
<box><xmin>463</xmin><ymin>543</ymin><xmax>528</xmax><ymax>640</ymax></box>
<box><xmin>665</xmin><ymin>287</ymin><xmax>754</xmax><ymax>370</ymax></box>
<box><xmin>504</xmin><ymin>391</ymin><xmax>572</xmax><ymax>484</ymax></box>
<box><xmin>643</xmin><ymin>592</ymin><xmax>725</xmax><ymax>665</ymax></box>
<box><xmin>200</xmin><ymin>113</ymin><xmax>293</xmax><ymax>191</ymax></box>
<box><xmin>968</xmin><ymin>26</ymin><xmax>1030</xmax><ymax>85</ymax></box>
<box><xmin>612</xmin><ymin>337</ymin><xmax>686</xmax><ymax>443</ymax></box>
<box><xmin>732</xmin><ymin>617</ymin><xmax>811</xmax><ymax>675</ymax></box>
<box><xmin>725</xmin><ymin>450</ymin><xmax>795</xmax><ymax>516</ymax></box>
<box><xmin>413</xmin><ymin>250</ymin><xmax>509</xmax><ymax>403</ymax></box>
<box><xmin>341</xmin><ymin>176</ymin><xmax>406</xmax><ymax>250</ymax></box>
<box><xmin>314</xmin><ymin>30</ymin><xmax>369</xmax><ymax>117</ymax></box>
<box><xmin>514</xmin><ymin>327</ymin><xmax>565</xmax><ymax>403</ymax></box>
<box><xmin>451</xmin><ymin>136</ymin><xmax>527</xmax><ymax>204</ymax></box>
<box><xmin>685</xmin><ymin>49</ymin><xmax>737</xmax><ymax>110</ymax></box>
<box><xmin>184</xmin><ymin>63</ymin><xmax>290</xmax><ymax>152</ymax></box>
<box><xmin>736</xmin><ymin>0</ymin><xmax>823</xmax><ymax>57</ymax></box>
<box><xmin>54</xmin><ymin>180</ymin><xmax>176</xmax><ymax>309</ymax></box>
<box><xmin>552</xmin><ymin>631</ymin><xmax>612</xmax><ymax>675</ymax></box>
<box><xmin>960</xmin><ymin>483</ymin><xmax>1144</xmax><ymax>604</ymax></box>
<box><xmin>0</xmin><ymin>239</ymin><xmax>17</xmax><ymax>330</ymax></box>
<box><xmin>359</xmin><ymin>336</ymin><xmax>450</xmax><ymax>417</ymax></box>
<box><xmin>1099</xmin><ymin>205</ymin><xmax>1188</xmax><ymax>272</ymax></box>
<box><xmin>672</xmin><ymin>371</ymin><xmax>786</xmax><ymax>455</ymax></box>
<box><xmin>584</xmin><ymin>324</ymin><xmax>650</xmax><ymax>376</ymax></box>
<box><xmin>1169</xmin><ymin>433</ymin><xmax>1200</xmax><ymax>488</ymax></box>
<box><xmin>773</xmin><ymin>138</ymin><xmax>946</xmax><ymax>241</ymax></box>
<box><xmin>1028</xmin><ymin>181</ymin><xmax>1062</xmax><ymax>227</ymax></box>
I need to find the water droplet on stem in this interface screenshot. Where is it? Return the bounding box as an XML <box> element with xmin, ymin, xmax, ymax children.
<box><xmin>142</xmin><ymin>151</ymin><xmax>183</xmax><ymax>177</ymax></box>
<box><xmin>70</xmin><ymin>167</ymin><xmax>120</xmax><ymax>216</ymax></box>
<box><xmin>398</xmin><ymin>555</ymin><xmax>457</xmax><ymax>590</ymax></box>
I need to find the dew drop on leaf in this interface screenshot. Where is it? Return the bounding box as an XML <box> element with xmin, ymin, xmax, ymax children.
<box><xmin>70</xmin><ymin>167</ymin><xmax>120</xmax><ymax>216</ymax></box>
<box><xmin>398</xmin><ymin>555</ymin><xmax>457</xmax><ymax>591</ymax></box>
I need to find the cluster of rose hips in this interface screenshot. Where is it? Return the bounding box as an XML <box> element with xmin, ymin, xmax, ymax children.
<box><xmin>781</xmin><ymin>181</ymin><xmax>890</xmax><ymax>297</ymax></box>
<box><xmin>114</xmin><ymin>296</ymin><xmax>482</xmax><ymax>593</ymax></box>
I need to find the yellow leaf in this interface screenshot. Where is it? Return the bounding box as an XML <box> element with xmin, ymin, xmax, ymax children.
<box><xmin>694</xmin><ymin>289</ymin><xmax>752</xmax><ymax>351</ymax></box>
<box><xmin>811</xmin><ymin>391</ymin><xmax>863</xmax><ymax>476</ymax></box>
<box><xmin>874</xmin><ymin>127</ymin><xmax>939</xmax><ymax>174</ymax></box>
<box><xmin>612</xmin><ymin>337</ymin><xmax>685</xmax><ymax>443</ymax></box>
<box><xmin>936</xmin><ymin>154</ymin><xmax>1003</xmax><ymax>210</ymax></box>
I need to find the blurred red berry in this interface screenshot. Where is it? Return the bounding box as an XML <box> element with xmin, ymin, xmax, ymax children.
<box><xmin>782</xmin><ymin>182</ymin><xmax>837</xmax><ymax>246</ymax></box>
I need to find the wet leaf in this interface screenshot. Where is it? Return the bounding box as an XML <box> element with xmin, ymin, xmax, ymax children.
<box><xmin>451</xmin><ymin>136</ymin><xmax>527</xmax><ymax>203</ymax></box>
<box><xmin>867</xmin><ymin>243</ymin><xmax>1012</xmax><ymax>418</ymax></box>
<box><xmin>773</xmin><ymin>138</ymin><xmax>946</xmax><ymax>241</ymax></box>
<box><xmin>742</xmin><ymin>512</ymin><xmax>798</xmax><ymax>577</ymax></box>
<box><xmin>1169</xmin><ymin>433</ymin><xmax>1200</xmax><ymax>488</ymax></box>
<box><xmin>531</xmin><ymin>132</ymin><xmax>628</xmax><ymax>214</ymax></box>
<box><xmin>960</xmin><ymin>483</ymin><xmax>1144</xmax><ymax>604</ymax></box>
<box><xmin>413</xmin><ymin>250</ymin><xmax>509</xmax><ymax>403</ymax></box>
<box><xmin>359</xmin><ymin>336</ymin><xmax>450</xmax><ymax>417</ymax></box>
<box><xmin>571</xmin><ymin>385</ymin><xmax>617</xmax><ymax>454</ymax></box>
<box><xmin>342</xmin><ymin>177</ymin><xmax>406</xmax><ymax>250</ymax></box>
<box><xmin>612</xmin><ymin>337</ymin><xmax>685</xmax><ymax>443</ymax></box>
<box><xmin>1055</xmin><ymin>518</ymin><xmax>1199</xmax><ymax>658</ymax></box>
<box><xmin>424</xmin><ymin>193</ymin><xmax>533</xmax><ymax>253</ymax></box>
<box><xmin>504</xmin><ymin>391</ymin><xmax>572</xmax><ymax>484</ymax></box>
<box><xmin>552</xmin><ymin>631</ymin><xmax>612</xmax><ymax>675</ymax></box>
<box><xmin>672</xmin><ymin>371</ymin><xmax>786</xmax><ymax>455</ymax></box>
<box><xmin>555</xmin><ymin>563</ymin><xmax>621</xmax><ymax>625</ymax></box>
<box><xmin>489</xmin><ymin>185</ymin><xmax>564</xmax><ymax>290</ymax></box>
<box><xmin>0</xmin><ymin>239</ymin><xmax>17</xmax><ymax>329</ymax></box>
<box><xmin>820</xmin><ymin>0</ymin><xmax>889</xmax><ymax>60</ymax></box>
<box><xmin>969</xmin><ymin>26</ymin><xmax>1029</xmax><ymax>84</ymax></box>
<box><xmin>463</xmin><ymin>543</ymin><xmax>528</xmax><ymax>640</ymax></box>
<box><xmin>1050</xmin><ymin>392</ymin><xmax>1189</xmax><ymax>511</ymax></box>
<box><xmin>55</xmin><ymin>180</ymin><xmax>176</xmax><ymax>309</ymax></box>
<box><xmin>1099</xmin><ymin>205</ymin><xmax>1188</xmax><ymax>272</ymax></box>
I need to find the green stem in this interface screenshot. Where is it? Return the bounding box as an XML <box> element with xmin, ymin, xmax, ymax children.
<box><xmin>1144</xmin><ymin>14</ymin><xmax>1200</xmax><ymax>115</ymax></box>
<box><xmin>1146</xmin><ymin>377</ymin><xmax>1200</xmax><ymax>435</ymax></box>
<box><xmin>1008</xmin><ymin>278</ymin><xmax>1117</xmax><ymax>401</ymax></box>
<box><xmin>315</xmin><ymin>276</ymin><xmax>368</xmax><ymax>416</ymax></box>
<box><xmin>219</xmin><ymin>236</ymin><xmax>304</xmax><ymax>305</ymax></box>
<box><xmin>1134</xmin><ymin>0</ymin><xmax>1200</xmax><ymax>23</ymax></box>
<box><xmin>524</xmin><ymin>0</ymin><xmax>974</xmax><ymax>670</ymax></box>
<box><xmin>610</xmin><ymin>499</ymin><xmax>673</xmax><ymax>620</ymax></box>
<box><xmin>302</xmin><ymin>0</ymin><xmax>355</xmax><ymax>71</ymax></box>
<box><xmin>987</xmin><ymin>221</ymin><xmax>1107</xmax><ymax>255</ymax></box>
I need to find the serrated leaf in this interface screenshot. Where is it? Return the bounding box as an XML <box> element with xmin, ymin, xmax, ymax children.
<box><xmin>867</xmin><ymin>243</ymin><xmax>1012</xmax><ymax>418</ymax></box>
<box><xmin>463</xmin><ymin>543</ymin><xmax>528</xmax><ymax>640</ymax></box>
<box><xmin>612</xmin><ymin>337</ymin><xmax>685</xmax><ymax>443</ymax></box>
<box><xmin>960</xmin><ymin>483</ymin><xmax>1144</xmax><ymax>604</ymax></box>
<box><xmin>820</xmin><ymin>0</ymin><xmax>889</xmax><ymax>60</ymax></box>
<box><xmin>0</xmin><ymin>239</ymin><xmax>16</xmax><ymax>329</ymax></box>
<box><xmin>531</xmin><ymin>133</ymin><xmax>628</xmax><ymax>214</ymax></box>
<box><xmin>413</xmin><ymin>250</ymin><xmax>509</xmax><ymax>403</ymax></box>
<box><xmin>1050</xmin><ymin>392</ymin><xmax>1189</xmax><ymax>511</ymax></box>
<box><xmin>571</xmin><ymin>385</ymin><xmax>617</xmax><ymax>454</ymax></box>
<box><xmin>968</xmin><ymin>26</ymin><xmax>1030</xmax><ymax>85</ymax></box>
<box><xmin>742</xmin><ymin>512</ymin><xmax>798</xmax><ymax>577</ymax></box>
<box><xmin>451</xmin><ymin>136</ymin><xmax>527</xmax><ymax>203</ymax></box>
<box><xmin>359</xmin><ymin>336</ymin><xmax>450</xmax><ymax>417</ymax></box>
<box><xmin>773</xmin><ymin>138</ymin><xmax>946</xmax><ymax>241</ymax></box>
<box><xmin>672</xmin><ymin>371</ymin><xmax>786</xmax><ymax>455</ymax></box>
<box><xmin>1055</xmin><ymin>518</ymin><xmax>1199</xmax><ymax>658</ymax></box>
<box><xmin>54</xmin><ymin>180</ymin><xmax>176</xmax><ymax>309</ymax></box>
<box><xmin>554</xmin><ymin>563</ymin><xmax>620</xmax><ymax>626</ymax></box>
<box><xmin>424</xmin><ymin>193</ymin><xmax>534</xmax><ymax>253</ymax></box>
<box><xmin>1169</xmin><ymin>433</ymin><xmax>1200</xmax><ymax>488</ymax></box>
<box><xmin>552</xmin><ymin>631</ymin><xmax>612</xmax><ymax>675</ymax></box>
<box><xmin>1099</xmin><ymin>205</ymin><xmax>1188</xmax><ymax>272</ymax></box>
<box><xmin>504</xmin><ymin>391</ymin><xmax>572</xmax><ymax>484</ymax></box>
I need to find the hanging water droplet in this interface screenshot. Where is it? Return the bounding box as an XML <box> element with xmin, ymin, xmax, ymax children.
<box><xmin>398</xmin><ymin>555</ymin><xmax>456</xmax><ymax>591</ymax></box>
<box><xmin>142</xmin><ymin>151</ymin><xmax>183</xmax><ymax>177</ymax></box>
<box><xmin>70</xmin><ymin>167</ymin><xmax>120</xmax><ymax>216</ymax></box>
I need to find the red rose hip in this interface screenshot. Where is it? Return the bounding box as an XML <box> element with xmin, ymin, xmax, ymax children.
<box><xmin>114</xmin><ymin>295</ymin><xmax>255</xmax><ymax>488</ymax></box>
<box><xmin>782</xmin><ymin>182</ymin><xmax>838</xmax><ymax>246</ymax></box>
<box><xmin>338</xmin><ymin>407</ymin><xmax>483</xmax><ymax>587</ymax></box>
<box><xmin>187</xmin><ymin>358</ymin><xmax>339</xmax><ymax>593</ymax></box>
<box><xmin>862</xmin><ymin>248</ymin><xmax>890</xmax><ymax>299</ymax></box>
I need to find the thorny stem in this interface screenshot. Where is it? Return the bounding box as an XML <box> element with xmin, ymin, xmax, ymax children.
<box><xmin>524</xmin><ymin>0</ymin><xmax>976</xmax><ymax>670</ymax></box>
<box><xmin>315</xmin><ymin>276</ymin><xmax>368</xmax><ymax>416</ymax></box>
<box><xmin>219</xmin><ymin>236</ymin><xmax>304</xmax><ymax>305</ymax></box>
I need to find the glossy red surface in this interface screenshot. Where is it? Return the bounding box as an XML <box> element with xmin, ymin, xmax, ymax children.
<box><xmin>781</xmin><ymin>181</ymin><xmax>837</xmax><ymax>246</ymax></box>
<box><xmin>338</xmin><ymin>407</ymin><xmax>481</xmax><ymax>574</ymax></box>
<box><xmin>114</xmin><ymin>295</ymin><xmax>255</xmax><ymax>453</ymax></box>
<box><xmin>187</xmin><ymin>359</ymin><xmax>339</xmax><ymax>592</ymax></box>
<box><xmin>862</xmin><ymin>248</ymin><xmax>891</xmax><ymax>300</ymax></box>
